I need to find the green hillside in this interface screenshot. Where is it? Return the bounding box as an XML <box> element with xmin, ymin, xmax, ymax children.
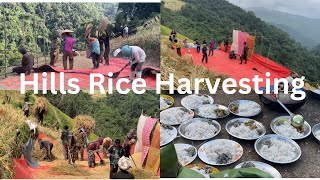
<box><xmin>161</xmin><ymin>0</ymin><xmax>320</xmax><ymax>85</ymax></box>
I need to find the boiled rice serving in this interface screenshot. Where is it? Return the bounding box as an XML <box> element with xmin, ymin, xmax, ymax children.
<box><xmin>184</xmin><ymin>121</ymin><xmax>217</xmax><ymax>139</ymax></box>
<box><xmin>160</xmin><ymin>126</ymin><xmax>175</xmax><ymax>145</ymax></box>
<box><xmin>160</xmin><ymin>108</ymin><xmax>193</xmax><ymax>125</ymax></box>
<box><xmin>229</xmin><ymin>123</ymin><xmax>260</xmax><ymax>138</ymax></box>
<box><xmin>274</xmin><ymin>119</ymin><xmax>304</xmax><ymax>138</ymax></box>
<box><xmin>203</xmin><ymin>140</ymin><xmax>238</xmax><ymax>164</ymax></box>
<box><xmin>160</xmin><ymin>97</ymin><xmax>171</xmax><ymax>109</ymax></box>
<box><xmin>235</xmin><ymin>103</ymin><xmax>260</xmax><ymax>116</ymax></box>
<box><xmin>259</xmin><ymin>139</ymin><xmax>297</xmax><ymax>162</ymax></box>
<box><xmin>182</xmin><ymin>95</ymin><xmax>212</xmax><ymax>109</ymax></box>
<box><xmin>175</xmin><ymin>146</ymin><xmax>195</xmax><ymax>166</ymax></box>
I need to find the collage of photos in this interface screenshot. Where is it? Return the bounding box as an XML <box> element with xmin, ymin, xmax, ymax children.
<box><xmin>1</xmin><ymin>0</ymin><xmax>320</xmax><ymax>179</ymax></box>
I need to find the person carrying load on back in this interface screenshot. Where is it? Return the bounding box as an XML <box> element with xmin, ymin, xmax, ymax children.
<box><xmin>87</xmin><ymin>137</ymin><xmax>104</xmax><ymax>168</ymax></box>
<box><xmin>172</xmin><ymin>39</ymin><xmax>182</xmax><ymax>56</ymax></box>
<box><xmin>224</xmin><ymin>36</ymin><xmax>229</xmax><ymax>52</ymax></box>
<box><xmin>195</xmin><ymin>39</ymin><xmax>201</xmax><ymax>53</ymax></box>
<box><xmin>240</xmin><ymin>42</ymin><xmax>249</xmax><ymax>64</ymax></box>
<box><xmin>12</xmin><ymin>47</ymin><xmax>34</xmax><ymax>75</ymax></box>
<box><xmin>202</xmin><ymin>44</ymin><xmax>208</xmax><ymax>63</ymax></box>
<box><xmin>38</xmin><ymin>139</ymin><xmax>54</xmax><ymax>161</ymax></box>
<box><xmin>61</xmin><ymin>125</ymin><xmax>70</xmax><ymax>160</ymax></box>
<box><xmin>123</xmin><ymin>129</ymin><xmax>137</xmax><ymax>158</ymax></box>
<box><xmin>98</xmin><ymin>31</ymin><xmax>110</xmax><ymax>66</ymax></box>
<box><xmin>121</xmin><ymin>45</ymin><xmax>146</xmax><ymax>82</ymax></box>
<box><xmin>109</xmin><ymin>139</ymin><xmax>125</xmax><ymax>175</ymax></box>
<box><xmin>75</xmin><ymin>128</ymin><xmax>86</xmax><ymax>161</ymax></box>
<box><xmin>62</xmin><ymin>31</ymin><xmax>76</xmax><ymax>70</ymax></box>
<box><xmin>22</xmin><ymin>102</ymin><xmax>30</xmax><ymax>117</ymax></box>
<box><xmin>209</xmin><ymin>39</ymin><xmax>215</xmax><ymax>56</ymax></box>
<box><xmin>87</xmin><ymin>37</ymin><xmax>101</xmax><ymax>69</ymax></box>
<box><xmin>67</xmin><ymin>132</ymin><xmax>77</xmax><ymax>165</ymax></box>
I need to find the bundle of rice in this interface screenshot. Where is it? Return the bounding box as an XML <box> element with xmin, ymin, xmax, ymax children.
<box><xmin>0</xmin><ymin>105</ymin><xmax>30</xmax><ymax>179</ymax></box>
<box><xmin>74</xmin><ymin>115</ymin><xmax>95</xmax><ymax>131</ymax></box>
<box><xmin>33</xmin><ymin>97</ymin><xmax>49</xmax><ymax>116</ymax></box>
<box><xmin>85</xmin><ymin>23</ymin><xmax>93</xmax><ymax>37</ymax></box>
<box><xmin>98</xmin><ymin>17</ymin><xmax>109</xmax><ymax>33</ymax></box>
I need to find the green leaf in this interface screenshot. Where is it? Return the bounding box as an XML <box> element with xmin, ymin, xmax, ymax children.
<box><xmin>209</xmin><ymin>168</ymin><xmax>273</xmax><ymax>178</ymax></box>
<box><xmin>160</xmin><ymin>144</ymin><xmax>179</xmax><ymax>178</ymax></box>
<box><xmin>177</xmin><ymin>167</ymin><xmax>205</xmax><ymax>178</ymax></box>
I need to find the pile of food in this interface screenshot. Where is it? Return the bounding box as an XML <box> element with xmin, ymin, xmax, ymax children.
<box><xmin>189</xmin><ymin>165</ymin><xmax>216</xmax><ymax>178</ymax></box>
<box><xmin>274</xmin><ymin>117</ymin><xmax>304</xmax><ymax>138</ymax></box>
<box><xmin>182</xmin><ymin>94</ymin><xmax>212</xmax><ymax>109</ymax></box>
<box><xmin>175</xmin><ymin>146</ymin><xmax>197</xmax><ymax>166</ymax></box>
<box><xmin>197</xmin><ymin>104</ymin><xmax>228</xmax><ymax>118</ymax></box>
<box><xmin>160</xmin><ymin>107</ymin><xmax>193</xmax><ymax>125</ymax></box>
<box><xmin>184</xmin><ymin>121</ymin><xmax>218</xmax><ymax>139</ymax></box>
<box><xmin>160</xmin><ymin>96</ymin><xmax>173</xmax><ymax>110</ymax></box>
<box><xmin>229</xmin><ymin>102</ymin><xmax>260</xmax><ymax>116</ymax></box>
<box><xmin>240</xmin><ymin>162</ymin><xmax>274</xmax><ymax>177</ymax></box>
<box><xmin>160</xmin><ymin>125</ymin><xmax>176</xmax><ymax>146</ymax></box>
<box><xmin>229</xmin><ymin>120</ymin><xmax>263</xmax><ymax>139</ymax></box>
<box><xmin>259</xmin><ymin>139</ymin><xmax>297</xmax><ymax>162</ymax></box>
<box><xmin>214</xmin><ymin>108</ymin><xmax>228</xmax><ymax>118</ymax></box>
<box><xmin>203</xmin><ymin>141</ymin><xmax>238</xmax><ymax>164</ymax></box>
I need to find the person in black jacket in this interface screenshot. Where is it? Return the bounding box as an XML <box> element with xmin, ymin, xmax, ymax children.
<box><xmin>110</xmin><ymin>156</ymin><xmax>134</xmax><ymax>179</ymax></box>
<box><xmin>12</xmin><ymin>47</ymin><xmax>34</xmax><ymax>75</ymax></box>
<box><xmin>61</xmin><ymin>125</ymin><xmax>69</xmax><ymax>160</ymax></box>
<box><xmin>38</xmin><ymin>139</ymin><xmax>53</xmax><ymax>161</ymax></box>
<box><xmin>240</xmin><ymin>42</ymin><xmax>249</xmax><ymax>64</ymax></box>
<box><xmin>109</xmin><ymin>139</ymin><xmax>125</xmax><ymax>176</ymax></box>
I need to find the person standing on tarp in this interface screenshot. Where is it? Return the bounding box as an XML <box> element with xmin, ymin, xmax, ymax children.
<box><xmin>202</xmin><ymin>44</ymin><xmax>208</xmax><ymax>63</ymax></box>
<box><xmin>63</xmin><ymin>32</ymin><xmax>76</xmax><ymax>70</ymax></box>
<box><xmin>121</xmin><ymin>45</ymin><xmax>146</xmax><ymax>82</ymax></box>
<box><xmin>61</xmin><ymin>125</ymin><xmax>70</xmax><ymax>160</ymax></box>
<box><xmin>209</xmin><ymin>39</ymin><xmax>215</xmax><ymax>56</ymax></box>
<box><xmin>99</xmin><ymin>31</ymin><xmax>110</xmax><ymax>66</ymax></box>
<box><xmin>173</xmin><ymin>39</ymin><xmax>182</xmax><ymax>56</ymax></box>
<box><xmin>195</xmin><ymin>39</ymin><xmax>201</xmax><ymax>53</ymax></box>
<box><xmin>240</xmin><ymin>42</ymin><xmax>249</xmax><ymax>64</ymax></box>
<box><xmin>224</xmin><ymin>36</ymin><xmax>229</xmax><ymax>52</ymax></box>
<box><xmin>50</xmin><ymin>37</ymin><xmax>60</xmax><ymax>66</ymax></box>
<box><xmin>87</xmin><ymin>37</ymin><xmax>101</xmax><ymax>69</ymax></box>
<box><xmin>12</xmin><ymin>47</ymin><xmax>34</xmax><ymax>75</ymax></box>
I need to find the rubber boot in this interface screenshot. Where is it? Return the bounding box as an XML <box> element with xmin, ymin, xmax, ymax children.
<box><xmin>129</xmin><ymin>71</ymin><xmax>135</xmax><ymax>82</ymax></box>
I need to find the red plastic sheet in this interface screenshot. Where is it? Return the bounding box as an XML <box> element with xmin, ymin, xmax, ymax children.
<box><xmin>0</xmin><ymin>58</ymin><xmax>158</xmax><ymax>90</ymax></box>
<box><xmin>181</xmin><ymin>48</ymin><xmax>291</xmax><ymax>87</ymax></box>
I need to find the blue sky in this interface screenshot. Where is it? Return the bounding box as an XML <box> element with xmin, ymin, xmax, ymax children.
<box><xmin>226</xmin><ymin>0</ymin><xmax>320</xmax><ymax>19</ymax></box>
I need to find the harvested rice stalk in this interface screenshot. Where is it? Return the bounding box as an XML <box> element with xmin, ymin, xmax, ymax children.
<box><xmin>49</xmin><ymin>163</ymin><xmax>90</xmax><ymax>176</ymax></box>
<box><xmin>74</xmin><ymin>115</ymin><xmax>95</xmax><ymax>133</ymax></box>
<box><xmin>33</xmin><ymin>97</ymin><xmax>49</xmax><ymax>124</ymax></box>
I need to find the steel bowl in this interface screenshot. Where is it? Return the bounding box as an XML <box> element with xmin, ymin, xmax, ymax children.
<box><xmin>312</xmin><ymin>123</ymin><xmax>320</xmax><ymax>144</ymax></box>
<box><xmin>181</xmin><ymin>94</ymin><xmax>214</xmax><ymax>110</ymax></box>
<box><xmin>160</xmin><ymin>124</ymin><xmax>177</xmax><ymax>147</ymax></box>
<box><xmin>234</xmin><ymin>161</ymin><xmax>281</xmax><ymax>178</ymax></box>
<box><xmin>160</xmin><ymin>107</ymin><xmax>194</xmax><ymax>125</ymax></box>
<box><xmin>270</xmin><ymin>116</ymin><xmax>311</xmax><ymax>140</ymax></box>
<box><xmin>179</xmin><ymin>118</ymin><xmax>221</xmax><ymax>141</ymax></box>
<box><xmin>195</xmin><ymin>104</ymin><xmax>230</xmax><ymax>119</ymax></box>
<box><xmin>311</xmin><ymin>89</ymin><xmax>320</xmax><ymax>100</ymax></box>
<box><xmin>225</xmin><ymin>118</ymin><xmax>266</xmax><ymax>140</ymax></box>
<box><xmin>160</xmin><ymin>94</ymin><xmax>175</xmax><ymax>111</ymax></box>
<box><xmin>228</xmin><ymin>100</ymin><xmax>261</xmax><ymax>117</ymax></box>
<box><xmin>254</xmin><ymin>134</ymin><xmax>301</xmax><ymax>164</ymax></box>
<box><xmin>174</xmin><ymin>143</ymin><xmax>198</xmax><ymax>166</ymax></box>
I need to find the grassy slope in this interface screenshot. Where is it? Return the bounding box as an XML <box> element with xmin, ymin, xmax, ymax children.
<box><xmin>161</xmin><ymin>25</ymin><xmax>194</xmax><ymax>43</ymax></box>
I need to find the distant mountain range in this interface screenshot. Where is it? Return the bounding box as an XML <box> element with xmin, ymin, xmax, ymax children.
<box><xmin>248</xmin><ymin>7</ymin><xmax>320</xmax><ymax>50</ymax></box>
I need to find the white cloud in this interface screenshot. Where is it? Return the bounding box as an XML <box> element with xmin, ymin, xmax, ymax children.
<box><xmin>226</xmin><ymin>0</ymin><xmax>320</xmax><ymax>18</ymax></box>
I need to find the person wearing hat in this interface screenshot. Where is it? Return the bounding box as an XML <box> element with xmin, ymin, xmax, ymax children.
<box><xmin>38</xmin><ymin>139</ymin><xmax>54</xmax><ymax>161</ymax></box>
<box><xmin>87</xmin><ymin>37</ymin><xmax>101</xmax><ymax>69</ymax></box>
<box><xmin>121</xmin><ymin>45</ymin><xmax>146</xmax><ymax>82</ymax></box>
<box><xmin>50</xmin><ymin>37</ymin><xmax>60</xmax><ymax>66</ymax></box>
<box><xmin>110</xmin><ymin>156</ymin><xmax>135</xmax><ymax>179</ymax></box>
<box><xmin>12</xmin><ymin>47</ymin><xmax>34</xmax><ymax>75</ymax></box>
<box><xmin>109</xmin><ymin>139</ymin><xmax>125</xmax><ymax>175</ymax></box>
<box><xmin>62</xmin><ymin>31</ymin><xmax>76</xmax><ymax>70</ymax></box>
<box><xmin>202</xmin><ymin>44</ymin><xmax>208</xmax><ymax>63</ymax></box>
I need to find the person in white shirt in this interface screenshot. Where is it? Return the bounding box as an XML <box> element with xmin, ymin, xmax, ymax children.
<box><xmin>121</xmin><ymin>45</ymin><xmax>146</xmax><ymax>81</ymax></box>
<box><xmin>123</xmin><ymin>25</ymin><xmax>129</xmax><ymax>38</ymax></box>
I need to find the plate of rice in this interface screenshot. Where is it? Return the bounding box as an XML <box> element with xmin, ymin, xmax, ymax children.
<box><xmin>226</xmin><ymin>118</ymin><xmax>266</xmax><ymax>140</ymax></box>
<box><xmin>198</xmin><ymin>139</ymin><xmax>243</xmax><ymax>165</ymax></box>
<box><xmin>270</xmin><ymin>116</ymin><xmax>311</xmax><ymax>140</ymax></box>
<box><xmin>181</xmin><ymin>94</ymin><xmax>214</xmax><ymax>110</ymax></box>
<box><xmin>255</xmin><ymin>134</ymin><xmax>301</xmax><ymax>164</ymax></box>
<box><xmin>187</xmin><ymin>164</ymin><xmax>219</xmax><ymax>178</ymax></box>
<box><xmin>160</xmin><ymin>124</ymin><xmax>177</xmax><ymax>147</ymax></box>
<box><xmin>160</xmin><ymin>107</ymin><xmax>194</xmax><ymax>125</ymax></box>
<box><xmin>228</xmin><ymin>100</ymin><xmax>261</xmax><ymax>117</ymax></box>
<box><xmin>174</xmin><ymin>144</ymin><xmax>197</xmax><ymax>166</ymax></box>
<box><xmin>160</xmin><ymin>94</ymin><xmax>174</xmax><ymax>111</ymax></box>
<box><xmin>311</xmin><ymin>123</ymin><xmax>320</xmax><ymax>144</ymax></box>
<box><xmin>235</xmin><ymin>161</ymin><xmax>281</xmax><ymax>178</ymax></box>
<box><xmin>195</xmin><ymin>104</ymin><xmax>230</xmax><ymax>119</ymax></box>
<box><xmin>178</xmin><ymin>118</ymin><xmax>221</xmax><ymax>140</ymax></box>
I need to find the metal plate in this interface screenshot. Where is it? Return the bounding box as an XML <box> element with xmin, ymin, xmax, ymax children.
<box><xmin>228</xmin><ymin>100</ymin><xmax>261</xmax><ymax>117</ymax></box>
<box><xmin>174</xmin><ymin>143</ymin><xmax>197</xmax><ymax>166</ymax></box>
<box><xmin>312</xmin><ymin>123</ymin><xmax>320</xmax><ymax>144</ymax></box>
<box><xmin>178</xmin><ymin>118</ymin><xmax>221</xmax><ymax>141</ymax></box>
<box><xmin>198</xmin><ymin>139</ymin><xmax>243</xmax><ymax>166</ymax></box>
<box><xmin>235</xmin><ymin>161</ymin><xmax>282</xmax><ymax>178</ymax></box>
<box><xmin>160</xmin><ymin>124</ymin><xmax>177</xmax><ymax>147</ymax></box>
<box><xmin>181</xmin><ymin>94</ymin><xmax>214</xmax><ymax>110</ymax></box>
<box><xmin>160</xmin><ymin>107</ymin><xmax>194</xmax><ymax>125</ymax></box>
<box><xmin>254</xmin><ymin>134</ymin><xmax>301</xmax><ymax>164</ymax></box>
<box><xmin>195</xmin><ymin>104</ymin><xmax>230</xmax><ymax>119</ymax></box>
<box><xmin>160</xmin><ymin>94</ymin><xmax>174</xmax><ymax>111</ymax></box>
<box><xmin>225</xmin><ymin>118</ymin><xmax>266</xmax><ymax>140</ymax></box>
<box><xmin>270</xmin><ymin>116</ymin><xmax>311</xmax><ymax>140</ymax></box>
<box><xmin>187</xmin><ymin>164</ymin><xmax>219</xmax><ymax>178</ymax></box>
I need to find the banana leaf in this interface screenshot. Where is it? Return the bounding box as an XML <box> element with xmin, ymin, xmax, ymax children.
<box><xmin>160</xmin><ymin>144</ymin><xmax>179</xmax><ymax>178</ymax></box>
<box><xmin>177</xmin><ymin>167</ymin><xmax>205</xmax><ymax>178</ymax></box>
<box><xmin>209</xmin><ymin>168</ymin><xmax>273</xmax><ymax>178</ymax></box>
